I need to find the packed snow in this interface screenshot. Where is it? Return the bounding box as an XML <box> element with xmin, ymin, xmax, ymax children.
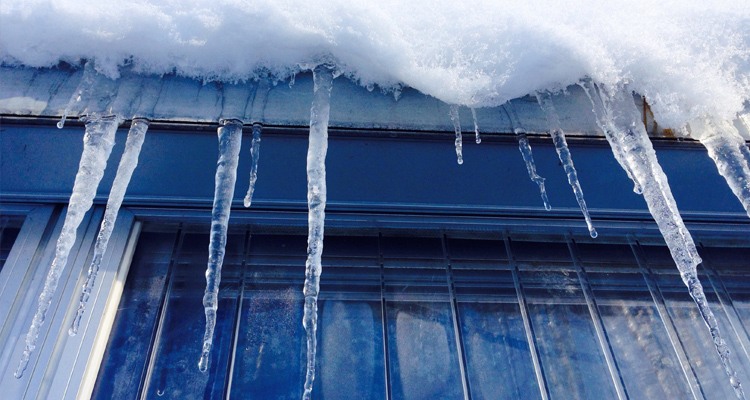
<box><xmin>2</xmin><ymin>0</ymin><xmax>749</xmax><ymax>129</ymax></box>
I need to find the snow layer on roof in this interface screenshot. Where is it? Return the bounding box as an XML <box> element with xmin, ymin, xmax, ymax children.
<box><xmin>1</xmin><ymin>0</ymin><xmax>749</xmax><ymax>128</ymax></box>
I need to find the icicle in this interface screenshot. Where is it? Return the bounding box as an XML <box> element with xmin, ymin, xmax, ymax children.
<box><xmin>690</xmin><ymin>117</ymin><xmax>750</xmax><ymax>218</ymax></box>
<box><xmin>16</xmin><ymin>113</ymin><xmax>120</xmax><ymax>378</ymax></box>
<box><xmin>302</xmin><ymin>64</ymin><xmax>333</xmax><ymax>400</ymax></box>
<box><xmin>589</xmin><ymin>83</ymin><xmax>745</xmax><ymax>400</ymax></box>
<box><xmin>502</xmin><ymin>102</ymin><xmax>551</xmax><ymax>210</ymax></box>
<box><xmin>579</xmin><ymin>80</ymin><xmax>643</xmax><ymax>195</ymax></box>
<box><xmin>58</xmin><ymin>62</ymin><xmax>97</xmax><ymax>129</ymax></box>
<box><xmin>198</xmin><ymin>118</ymin><xmax>243</xmax><ymax>373</ymax></box>
<box><xmin>471</xmin><ymin>107</ymin><xmax>481</xmax><ymax>144</ymax></box>
<box><xmin>449</xmin><ymin>105</ymin><xmax>464</xmax><ymax>164</ymax></box>
<box><xmin>535</xmin><ymin>91</ymin><xmax>597</xmax><ymax>237</ymax></box>
<box><xmin>243</xmin><ymin>123</ymin><xmax>262</xmax><ymax>207</ymax></box>
<box><xmin>289</xmin><ymin>73</ymin><xmax>296</xmax><ymax>88</ymax></box>
<box><xmin>69</xmin><ymin>118</ymin><xmax>149</xmax><ymax>336</ymax></box>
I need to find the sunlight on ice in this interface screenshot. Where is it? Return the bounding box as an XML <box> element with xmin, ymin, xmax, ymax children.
<box><xmin>199</xmin><ymin>118</ymin><xmax>243</xmax><ymax>373</ymax></box>
<box><xmin>502</xmin><ymin>102</ymin><xmax>551</xmax><ymax>211</ymax></box>
<box><xmin>16</xmin><ymin>113</ymin><xmax>120</xmax><ymax>378</ymax></box>
<box><xmin>243</xmin><ymin>124</ymin><xmax>262</xmax><ymax>208</ymax></box>
<box><xmin>536</xmin><ymin>91</ymin><xmax>597</xmax><ymax>237</ymax></box>
<box><xmin>449</xmin><ymin>105</ymin><xmax>464</xmax><ymax>164</ymax></box>
<box><xmin>302</xmin><ymin>64</ymin><xmax>334</xmax><ymax>400</ymax></box>
<box><xmin>70</xmin><ymin>118</ymin><xmax>149</xmax><ymax>335</ymax></box>
<box><xmin>586</xmin><ymin>82</ymin><xmax>746</xmax><ymax>400</ymax></box>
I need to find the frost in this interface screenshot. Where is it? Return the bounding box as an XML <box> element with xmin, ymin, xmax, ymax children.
<box><xmin>586</xmin><ymin>82</ymin><xmax>745</xmax><ymax>400</ymax></box>
<box><xmin>503</xmin><ymin>102</ymin><xmax>551</xmax><ymax>210</ymax></box>
<box><xmin>70</xmin><ymin>118</ymin><xmax>149</xmax><ymax>336</ymax></box>
<box><xmin>536</xmin><ymin>91</ymin><xmax>596</xmax><ymax>237</ymax></box>
<box><xmin>690</xmin><ymin>117</ymin><xmax>750</xmax><ymax>218</ymax></box>
<box><xmin>16</xmin><ymin>113</ymin><xmax>120</xmax><ymax>378</ymax></box>
<box><xmin>302</xmin><ymin>64</ymin><xmax>333</xmax><ymax>400</ymax></box>
<box><xmin>199</xmin><ymin>118</ymin><xmax>243</xmax><ymax>373</ymax></box>
<box><xmin>449</xmin><ymin>105</ymin><xmax>464</xmax><ymax>165</ymax></box>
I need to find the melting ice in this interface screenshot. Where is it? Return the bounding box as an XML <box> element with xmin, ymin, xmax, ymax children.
<box><xmin>449</xmin><ymin>105</ymin><xmax>464</xmax><ymax>164</ymax></box>
<box><xmin>16</xmin><ymin>113</ymin><xmax>120</xmax><ymax>378</ymax></box>
<box><xmin>302</xmin><ymin>64</ymin><xmax>334</xmax><ymax>400</ymax></box>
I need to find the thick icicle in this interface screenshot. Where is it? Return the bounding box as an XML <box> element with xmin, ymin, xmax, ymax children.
<box><xmin>449</xmin><ymin>105</ymin><xmax>464</xmax><ymax>164</ymax></box>
<box><xmin>243</xmin><ymin>124</ymin><xmax>262</xmax><ymax>207</ymax></box>
<box><xmin>502</xmin><ymin>103</ymin><xmax>551</xmax><ymax>210</ymax></box>
<box><xmin>58</xmin><ymin>62</ymin><xmax>97</xmax><ymax>129</ymax></box>
<box><xmin>579</xmin><ymin>80</ymin><xmax>643</xmax><ymax>195</ymax></box>
<box><xmin>16</xmin><ymin>114</ymin><xmax>120</xmax><ymax>378</ymax></box>
<box><xmin>302</xmin><ymin>64</ymin><xmax>333</xmax><ymax>400</ymax></box>
<box><xmin>471</xmin><ymin>107</ymin><xmax>481</xmax><ymax>144</ymax></box>
<box><xmin>589</xmin><ymin>83</ymin><xmax>745</xmax><ymax>400</ymax></box>
<box><xmin>690</xmin><ymin>117</ymin><xmax>750</xmax><ymax>218</ymax></box>
<box><xmin>536</xmin><ymin>91</ymin><xmax>597</xmax><ymax>237</ymax></box>
<box><xmin>198</xmin><ymin>119</ymin><xmax>243</xmax><ymax>373</ymax></box>
<box><xmin>69</xmin><ymin>118</ymin><xmax>149</xmax><ymax>336</ymax></box>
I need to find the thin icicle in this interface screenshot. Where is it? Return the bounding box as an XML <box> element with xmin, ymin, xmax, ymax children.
<box><xmin>16</xmin><ymin>113</ymin><xmax>120</xmax><ymax>378</ymax></box>
<box><xmin>69</xmin><ymin>118</ymin><xmax>149</xmax><ymax>336</ymax></box>
<box><xmin>535</xmin><ymin>91</ymin><xmax>597</xmax><ymax>237</ymax></box>
<box><xmin>579</xmin><ymin>80</ymin><xmax>643</xmax><ymax>195</ymax></box>
<box><xmin>502</xmin><ymin>102</ymin><xmax>551</xmax><ymax>210</ymax></box>
<box><xmin>590</xmin><ymin>83</ymin><xmax>745</xmax><ymax>400</ymax></box>
<box><xmin>471</xmin><ymin>107</ymin><xmax>481</xmax><ymax>144</ymax></box>
<box><xmin>243</xmin><ymin>124</ymin><xmax>262</xmax><ymax>207</ymax></box>
<box><xmin>199</xmin><ymin>118</ymin><xmax>243</xmax><ymax>373</ymax></box>
<box><xmin>58</xmin><ymin>62</ymin><xmax>97</xmax><ymax>129</ymax></box>
<box><xmin>691</xmin><ymin>117</ymin><xmax>750</xmax><ymax>218</ymax></box>
<box><xmin>302</xmin><ymin>64</ymin><xmax>333</xmax><ymax>400</ymax></box>
<box><xmin>449</xmin><ymin>105</ymin><xmax>464</xmax><ymax>164</ymax></box>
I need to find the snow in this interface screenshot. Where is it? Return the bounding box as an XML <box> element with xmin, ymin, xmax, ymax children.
<box><xmin>2</xmin><ymin>1</ymin><xmax>749</xmax><ymax>129</ymax></box>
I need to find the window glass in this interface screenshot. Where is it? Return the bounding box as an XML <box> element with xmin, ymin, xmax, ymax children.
<box><xmin>0</xmin><ymin>216</ymin><xmax>24</xmax><ymax>271</ymax></box>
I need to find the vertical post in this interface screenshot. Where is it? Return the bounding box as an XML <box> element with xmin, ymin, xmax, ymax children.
<box><xmin>377</xmin><ymin>233</ymin><xmax>392</xmax><ymax>400</ymax></box>
<box><xmin>441</xmin><ymin>234</ymin><xmax>471</xmax><ymax>400</ymax></box>
<box><xmin>223</xmin><ymin>228</ymin><xmax>252</xmax><ymax>399</ymax></box>
<box><xmin>504</xmin><ymin>236</ymin><xmax>549</xmax><ymax>400</ymax></box>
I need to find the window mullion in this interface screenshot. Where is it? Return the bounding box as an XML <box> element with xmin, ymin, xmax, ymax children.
<box><xmin>223</xmin><ymin>228</ymin><xmax>252</xmax><ymax>399</ymax></box>
<box><xmin>377</xmin><ymin>232</ymin><xmax>392</xmax><ymax>400</ymax></box>
<box><xmin>441</xmin><ymin>233</ymin><xmax>472</xmax><ymax>400</ymax></box>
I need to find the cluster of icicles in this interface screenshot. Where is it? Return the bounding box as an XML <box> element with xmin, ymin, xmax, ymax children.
<box><xmin>13</xmin><ymin>62</ymin><xmax>750</xmax><ymax>400</ymax></box>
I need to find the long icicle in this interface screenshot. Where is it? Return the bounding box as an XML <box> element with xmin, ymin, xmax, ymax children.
<box><xmin>16</xmin><ymin>113</ymin><xmax>120</xmax><ymax>378</ymax></box>
<box><xmin>580</xmin><ymin>80</ymin><xmax>643</xmax><ymax>195</ymax></box>
<box><xmin>302</xmin><ymin>64</ymin><xmax>333</xmax><ymax>400</ymax></box>
<box><xmin>591</xmin><ymin>83</ymin><xmax>745</xmax><ymax>400</ymax></box>
<box><xmin>471</xmin><ymin>107</ymin><xmax>481</xmax><ymax>144</ymax></box>
<box><xmin>502</xmin><ymin>102</ymin><xmax>551</xmax><ymax>210</ymax></box>
<box><xmin>198</xmin><ymin>118</ymin><xmax>243</xmax><ymax>372</ymax></box>
<box><xmin>536</xmin><ymin>91</ymin><xmax>597</xmax><ymax>237</ymax></box>
<box><xmin>58</xmin><ymin>61</ymin><xmax>97</xmax><ymax>129</ymax></box>
<box><xmin>69</xmin><ymin>118</ymin><xmax>149</xmax><ymax>335</ymax></box>
<box><xmin>243</xmin><ymin>123</ymin><xmax>262</xmax><ymax>207</ymax></box>
<box><xmin>449</xmin><ymin>105</ymin><xmax>464</xmax><ymax>164</ymax></box>
<box><xmin>690</xmin><ymin>117</ymin><xmax>750</xmax><ymax>218</ymax></box>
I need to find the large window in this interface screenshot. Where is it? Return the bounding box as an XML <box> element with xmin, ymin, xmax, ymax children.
<box><xmin>92</xmin><ymin>223</ymin><xmax>750</xmax><ymax>400</ymax></box>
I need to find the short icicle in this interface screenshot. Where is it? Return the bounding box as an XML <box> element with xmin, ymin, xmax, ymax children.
<box><xmin>536</xmin><ymin>91</ymin><xmax>597</xmax><ymax>237</ymax></box>
<box><xmin>58</xmin><ymin>61</ymin><xmax>97</xmax><ymax>129</ymax></box>
<box><xmin>579</xmin><ymin>80</ymin><xmax>643</xmax><ymax>195</ymax></box>
<box><xmin>502</xmin><ymin>102</ymin><xmax>551</xmax><ymax>210</ymax></box>
<box><xmin>199</xmin><ymin>118</ymin><xmax>243</xmax><ymax>373</ymax></box>
<box><xmin>471</xmin><ymin>107</ymin><xmax>481</xmax><ymax>144</ymax></box>
<box><xmin>243</xmin><ymin>123</ymin><xmax>262</xmax><ymax>207</ymax></box>
<box><xmin>302</xmin><ymin>64</ymin><xmax>334</xmax><ymax>400</ymax></box>
<box><xmin>69</xmin><ymin>118</ymin><xmax>149</xmax><ymax>335</ymax></box>
<box><xmin>690</xmin><ymin>117</ymin><xmax>750</xmax><ymax>218</ymax></box>
<box><xmin>16</xmin><ymin>113</ymin><xmax>120</xmax><ymax>378</ymax></box>
<box><xmin>590</xmin><ymin>83</ymin><xmax>745</xmax><ymax>400</ymax></box>
<box><xmin>449</xmin><ymin>105</ymin><xmax>464</xmax><ymax>164</ymax></box>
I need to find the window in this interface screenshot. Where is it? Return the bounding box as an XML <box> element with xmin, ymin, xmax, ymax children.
<box><xmin>92</xmin><ymin>222</ymin><xmax>750</xmax><ymax>400</ymax></box>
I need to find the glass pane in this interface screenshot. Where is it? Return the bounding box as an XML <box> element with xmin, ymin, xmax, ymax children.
<box><xmin>92</xmin><ymin>229</ymin><xmax>177</xmax><ymax>400</ymax></box>
<box><xmin>0</xmin><ymin>216</ymin><xmax>24</xmax><ymax>271</ymax></box>
<box><xmin>142</xmin><ymin>232</ymin><xmax>242</xmax><ymax>400</ymax></box>
<box><xmin>386</xmin><ymin>301</ymin><xmax>465</xmax><ymax>400</ymax></box>
<box><xmin>458</xmin><ymin>302</ymin><xmax>540</xmax><ymax>400</ymax></box>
